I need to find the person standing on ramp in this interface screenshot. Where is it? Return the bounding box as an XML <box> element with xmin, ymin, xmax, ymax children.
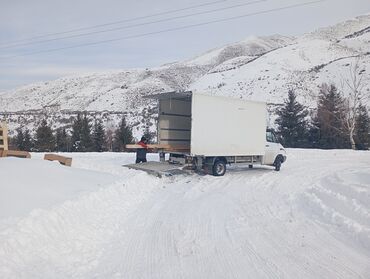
<box><xmin>136</xmin><ymin>136</ymin><xmax>149</xmax><ymax>163</ymax></box>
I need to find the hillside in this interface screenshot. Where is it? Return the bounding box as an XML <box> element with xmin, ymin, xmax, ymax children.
<box><xmin>190</xmin><ymin>14</ymin><xmax>370</xmax><ymax>105</ymax></box>
<box><xmin>0</xmin><ymin>14</ymin><xmax>369</xmax><ymax>136</ymax></box>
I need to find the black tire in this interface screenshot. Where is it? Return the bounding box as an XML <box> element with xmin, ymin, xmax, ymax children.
<box><xmin>212</xmin><ymin>160</ymin><xmax>226</xmax><ymax>176</ymax></box>
<box><xmin>274</xmin><ymin>159</ymin><xmax>281</xmax><ymax>171</ymax></box>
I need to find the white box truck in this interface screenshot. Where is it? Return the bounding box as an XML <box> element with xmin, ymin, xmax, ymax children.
<box><xmin>128</xmin><ymin>91</ymin><xmax>286</xmax><ymax>176</ymax></box>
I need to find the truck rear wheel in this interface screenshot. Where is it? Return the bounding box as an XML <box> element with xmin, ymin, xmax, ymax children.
<box><xmin>213</xmin><ymin>160</ymin><xmax>226</xmax><ymax>176</ymax></box>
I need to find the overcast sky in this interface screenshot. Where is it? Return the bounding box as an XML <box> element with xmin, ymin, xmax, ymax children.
<box><xmin>0</xmin><ymin>0</ymin><xmax>369</xmax><ymax>91</ymax></box>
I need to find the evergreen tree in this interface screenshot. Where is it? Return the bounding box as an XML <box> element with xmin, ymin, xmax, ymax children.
<box><xmin>8</xmin><ymin>136</ymin><xmax>17</xmax><ymax>150</ymax></box>
<box><xmin>92</xmin><ymin>119</ymin><xmax>105</xmax><ymax>152</ymax></box>
<box><xmin>113</xmin><ymin>116</ymin><xmax>133</xmax><ymax>151</ymax></box>
<box><xmin>355</xmin><ymin>104</ymin><xmax>370</xmax><ymax>150</ymax></box>
<box><xmin>55</xmin><ymin>128</ymin><xmax>69</xmax><ymax>152</ymax></box>
<box><xmin>80</xmin><ymin>114</ymin><xmax>93</xmax><ymax>151</ymax></box>
<box><xmin>142</xmin><ymin>124</ymin><xmax>155</xmax><ymax>144</ymax></box>
<box><xmin>316</xmin><ymin>84</ymin><xmax>348</xmax><ymax>149</ymax></box>
<box><xmin>34</xmin><ymin>119</ymin><xmax>55</xmax><ymax>151</ymax></box>
<box><xmin>104</xmin><ymin>128</ymin><xmax>114</xmax><ymax>152</ymax></box>
<box><xmin>307</xmin><ymin>113</ymin><xmax>321</xmax><ymax>148</ymax></box>
<box><xmin>23</xmin><ymin>128</ymin><xmax>33</xmax><ymax>151</ymax></box>
<box><xmin>71</xmin><ymin>114</ymin><xmax>83</xmax><ymax>152</ymax></box>
<box><xmin>275</xmin><ymin>90</ymin><xmax>309</xmax><ymax>148</ymax></box>
<box><xmin>15</xmin><ymin>128</ymin><xmax>24</xmax><ymax>150</ymax></box>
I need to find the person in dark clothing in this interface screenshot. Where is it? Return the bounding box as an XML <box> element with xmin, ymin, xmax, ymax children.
<box><xmin>136</xmin><ymin>136</ymin><xmax>148</xmax><ymax>163</ymax></box>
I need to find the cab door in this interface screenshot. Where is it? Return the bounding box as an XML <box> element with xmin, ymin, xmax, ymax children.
<box><xmin>263</xmin><ymin>130</ymin><xmax>280</xmax><ymax>165</ymax></box>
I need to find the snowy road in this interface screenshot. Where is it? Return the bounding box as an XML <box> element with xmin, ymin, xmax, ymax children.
<box><xmin>1</xmin><ymin>150</ymin><xmax>369</xmax><ymax>278</ymax></box>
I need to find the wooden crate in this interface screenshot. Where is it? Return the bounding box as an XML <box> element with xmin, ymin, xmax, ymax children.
<box><xmin>0</xmin><ymin>150</ymin><xmax>31</xmax><ymax>158</ymax></box>
<box><xmin>44</xmin><ymin>154</ymin><xmax>72</xmax><ymax>167</ymax></box>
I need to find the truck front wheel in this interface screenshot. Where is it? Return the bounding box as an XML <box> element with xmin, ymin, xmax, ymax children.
<box><xmin>213</xmin><ymin>160</ymin><xmax>226</xmax><ymax>176</ymax></box>
<box><xmin>274</xmin><ymin>156</ymin><xmax>282</xmax><ymax>171</ymax></box>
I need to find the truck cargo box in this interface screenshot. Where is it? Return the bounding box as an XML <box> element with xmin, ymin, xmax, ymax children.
<box><xmin>147</xmin><ymin>91</ymin><xmax>267</xmax><ymax>157</ymax></box>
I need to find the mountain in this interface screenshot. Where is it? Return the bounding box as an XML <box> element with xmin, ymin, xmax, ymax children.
<box><xmin>0</xmin><ymin>14</ymin><xmax>369</xmax><ymax>137</ymax></box>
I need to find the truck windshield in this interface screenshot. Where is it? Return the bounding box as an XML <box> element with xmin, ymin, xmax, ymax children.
<box><xmin>266</xmin><ymin>131</ymin><xmax>279</xmax><ymax>143</ymax></box>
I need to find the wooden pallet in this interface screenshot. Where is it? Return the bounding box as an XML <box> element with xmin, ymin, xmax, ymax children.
<box><xmin>0</xmin><ymin>121</ymin><xmax>8</xmax><ymax>151</ymax></box>
<box><xmin>126</xmin><ymin>144</ymin><xmax>170</xmax><ymax>149</ymax></box>
<box><xmin>125</xmin><ymin>144</ymin><xmax>190</xmax><ymax>152</ymax></box>
<box><xmin>44</xmin><ymin>154</ymin><xmax>72</xmax><ymax>166</ymax></box>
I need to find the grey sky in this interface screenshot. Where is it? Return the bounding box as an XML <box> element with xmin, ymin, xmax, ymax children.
<box><xmin>0</xmin><ymin>0</ymin><xmax>369</xmax><ymax>91</ymax></box>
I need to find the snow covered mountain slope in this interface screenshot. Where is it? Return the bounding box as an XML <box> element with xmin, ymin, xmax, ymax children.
<box><xmin>0</xmin><ymin>149</ymin><xmax>369</xmax><ymax>278</ymax></box>
<box><xmin>0</xmin><ymin>14</ymin><xmax>369</xmax><ymax>134</ymax></box>
<box><xmin>0</xmin><ymin>35</ymin><xmax>293</xmax><ymax>113</ymax></box>
<box><xmin>190</xmin><ymin>14</ymin><xmax>370</xmax><ymax>105</ymax></box>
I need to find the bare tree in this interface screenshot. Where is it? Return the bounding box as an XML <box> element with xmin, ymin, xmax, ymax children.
<box><xmin>340</xmin><ymin>57</ymin><xmax>369</xmax><ymax>149</ymax></box>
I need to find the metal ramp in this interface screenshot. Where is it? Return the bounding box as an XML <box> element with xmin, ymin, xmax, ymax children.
<box><xmin>123</xmin><ymin>161</ymin><xmax>189</xmax><ymax>177</ymax></box>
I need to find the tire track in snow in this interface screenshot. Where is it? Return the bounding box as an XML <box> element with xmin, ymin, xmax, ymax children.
<box><xmin>222</xmin><ymin>157</ymin><xmax>370</xmax><ymax>278</ymax></box>
<box><xmin>1</xmin><ymin>151</ymin><xmax>370</xmax><ymax>278</ymax></box>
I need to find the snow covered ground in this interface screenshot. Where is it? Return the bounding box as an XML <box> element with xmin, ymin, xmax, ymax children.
<box><xmin>0</xmin><ymin>149</ymin><xmax>369</xmax><ymax>278</ymax></box>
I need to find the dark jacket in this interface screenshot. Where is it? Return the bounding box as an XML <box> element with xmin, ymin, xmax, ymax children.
<box><xmin>136</xmin><ymin>141</ymin><xmax>148</xmax><ymax>159</ymax></box>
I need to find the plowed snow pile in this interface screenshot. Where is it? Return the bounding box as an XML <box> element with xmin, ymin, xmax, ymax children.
<box><xmin>0</xmin><ymin>150</ymin><xmax>369</xmax><ymax>278</ymax></box>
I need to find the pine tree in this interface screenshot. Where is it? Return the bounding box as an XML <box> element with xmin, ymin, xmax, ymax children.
<box><xmin>23</xmin><ymin>128</ymin><xmax>33</xmax><ymax>151</ymax></box>
<box><xmin>355</xmin><ymin>104</ymin><xmax>370</xmax><ymax>150</ymax></box>
<box><xmin>55</xmin><ymin>128</ymin><xmax>69</xmax><ymax>152</ymax></box>
<box><xmin>104</xmin><ymin>128</ymin><xmax>114</xmax><ymax>152</ymax></box>
<box><xmin>8</xmin><ymin>136</ymin><xmax>17</xmax><ymax>150</ymax></box>
<box><xmin>80</xmin><ymin>114</ymin><xmax>93</xmax><ymax>151</ymax></box>
<box><xmin>35</xmin><ymin>119</ymin><xmax>55</xmax><ymax>152</ymax></box>
<box><xmin>142</xmin><ymin>124</ymin><xmax>155</xmax><ymax>144</ymax></box>
<box><xmin>113</xmin><ymin>116</ymin><xmax>133</xmax><ymax>151</ymax></box>
<box><xmin>71</xmin><ymin>114</ymin><xmax>83</xmax><ymax>152</ymax></box>
<box><xmin>15</xmin><ymin>128</ymin><xmax>24</xmax><ymax>150</ymax></box>
<box><xmin>92</xmin><ymin>119</ymin><xmax>105</xmax><ymax>152</ymax></box>
<box><xmin>316</xmin><ymin>84</ymin><xmax>348</xmax><ymax>149</ymax></box>
<box><xmin>275</xmin><ymin>90</ymin><xmax>309</xmax><ymax>148</ymax></box>
<box><xmin>307</xmin><ymin>113</ymin><xmax>321</xmax><ymax>148</ymax></box>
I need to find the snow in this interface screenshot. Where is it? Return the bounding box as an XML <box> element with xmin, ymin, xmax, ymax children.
<box><xmin>185</xmin><ymin>35</ymin><xmax>293</xmax><ymax>66</ymax></box>
<box><xmin>0</xmin><ymin>157</ymin><xmax>116</xmax><ymax>220</ymax></box>
<box><xmin>1</xmin><ymin>149</ymin><xmax>369</xmax><ymax>278</ymax></box>
<box><xmin>190</xmin><ymin>36</ymin><xmax>368</xmax><ymax>106</ymax></box>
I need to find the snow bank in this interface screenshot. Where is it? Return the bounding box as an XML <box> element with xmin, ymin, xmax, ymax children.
<box><xmin>0</xmin><ymin>157</ymin><xmax>116</xmax><ymax>220</ymax></box>
<box><xmin>0</xmin><ymin>177</ymin><xmax>161</xmax><ymax>278</ymax></box>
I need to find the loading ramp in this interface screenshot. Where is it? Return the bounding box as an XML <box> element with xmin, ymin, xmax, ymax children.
<box><xmin>123</xmin><ymin>161</ymin><xmax>190</xmax><ymax>177</ymax></box>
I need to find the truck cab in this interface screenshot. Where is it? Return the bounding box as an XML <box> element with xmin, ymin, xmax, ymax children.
<box><xmin>263</xmin><ymin>129</ymin><xmax>287</xmax><ymax>171</ymax></box>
